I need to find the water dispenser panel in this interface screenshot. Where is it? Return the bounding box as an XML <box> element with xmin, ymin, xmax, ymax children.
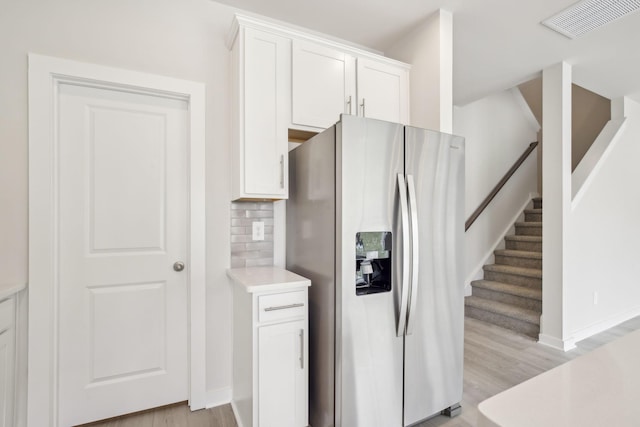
<box><xmin>355</xmin><ymin>231</ymin><xmax>392</xmax><ymax>295</ymax></box>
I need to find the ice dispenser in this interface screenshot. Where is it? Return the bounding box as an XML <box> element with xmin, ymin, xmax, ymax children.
<box><xmin>355</xmin><ymin>232</ymin><xmax>392</xmax><ymax>295</ymax></box>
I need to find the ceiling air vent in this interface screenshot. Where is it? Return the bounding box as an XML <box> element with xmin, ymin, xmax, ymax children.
<box><xmin>542</xmin><ymin>0</ymin><xmax>640</xmax><ymax>39</ymax></box>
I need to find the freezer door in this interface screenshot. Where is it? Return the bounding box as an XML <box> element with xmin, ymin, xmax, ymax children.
<box><xmin>336</xmin><ymin>115</ymin><xmax>405</xmax><ymax>427</ymax></box>
<box><xmin>403</xmin><ymin>127</ymin><xmax>465</xmax><ymax>426</ymax></box>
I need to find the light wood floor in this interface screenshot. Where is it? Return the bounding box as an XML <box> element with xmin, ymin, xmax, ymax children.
<box><xmin>416</xmin><ymin>315</ymin><xmax>640</xmax><ymax>427</ymax></box>
<box><xmin>79</xmin><ymin>402</ymin><xmax>237</xmax><ymax>427</ymax></box>
<box><xmin>83</xmin><ymin>316</ymin><xmax>640</xmax><ymax>427</ymax></box>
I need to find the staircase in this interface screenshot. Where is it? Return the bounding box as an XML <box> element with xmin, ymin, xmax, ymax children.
<box><xmin>465</xmin><ymin>198</ymin><xmax>542</xmax><ymax>338</ymax></box>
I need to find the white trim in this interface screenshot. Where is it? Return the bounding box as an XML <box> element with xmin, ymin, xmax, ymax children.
<box><xmin>206</xmin><ymin>386</ymin><xmax>232</xmax><ymax>409</ymax></box>
<box><xmin>230</xmin><ymin>400</ymin><xmax>246</xmax><ymax>427</ymax></box>
<box><xmin>14</xmin><ymin>287</ymin><xmax>28</xmax><ymax>427</ymax></box>
<box><xmin>537</xmin><ymin>333</ymin><xmax>576</xmax><ymax>352</ymax></box>
<box><xmin>563</xmin><ymin>305</ymin><xmax>640</xmax><ymax>350</ymax></box>
<box><xmin>226</xmin><ymin>14</ymin><xmax>409</xmax><ymax>70</ymax></box>
<box><xmin>27</xmin><ymin>54</ymin><xmax>206</xmax><ymax>426</ymax></box>
<box><xmin>571</xmin><ymin>118</ymin><xmax>627</xmax><ymax>207</ymax></box>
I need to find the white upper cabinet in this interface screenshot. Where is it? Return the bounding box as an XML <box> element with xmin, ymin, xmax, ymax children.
<box><xmin>228</xmin><ymin>14</ymin><xmax>410</xmax><ymax>200</ymax></box>
<box><xmin>357</xmin><ymin>57</ymin><xmax>410</xmax><ymax>124</ymax></box>
<box><xmin>291</xmin><ymin>40</ymin><xmax>356</xmax><ymax>130</ymax></box>
<box><xmin>291</xmin><ymin>40</ymin><xmax>410</xmax><ymax>131</ymax></box>
<box><xmin>230</xmin><ymin>25</ymin><xmax>290</xmax><ymax>201</ymax></box>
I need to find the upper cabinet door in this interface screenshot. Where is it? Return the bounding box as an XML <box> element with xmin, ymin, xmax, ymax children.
<box><xmin>291</xmin><ymin>40</ymin><xmax>356</xmax><ymax>130</ymax></box>
<box><xmin>357</xmin><ymin>57</ymin><xmax>409</xmax><ymax>124</ymax></box>
<box><xmin>234</xmin><ymin>27</ymin><xmax>290</xmax><ymax>200</ymax></box>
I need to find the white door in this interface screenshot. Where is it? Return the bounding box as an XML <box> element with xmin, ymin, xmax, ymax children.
<box><xmin>56</xmin><ymin>82</ymin><xmax>188</xmax><ymax>426</ymax></box>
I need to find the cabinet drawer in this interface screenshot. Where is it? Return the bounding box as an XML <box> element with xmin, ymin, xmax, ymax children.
<box><xmin>0</xmin><ymin>297</ymin><xmax>14</xmax><ymax>332</ymax></box>
<box><xmin>258</xmin><ymin>291</ymin><xmax>306</xmax><ymax>323</ymax></box>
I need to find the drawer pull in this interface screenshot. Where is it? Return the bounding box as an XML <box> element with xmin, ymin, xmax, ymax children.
<box><xmin>264</xmin><ymin>302</ymin><xmax>304</xmax><ymax>312</ymax></box>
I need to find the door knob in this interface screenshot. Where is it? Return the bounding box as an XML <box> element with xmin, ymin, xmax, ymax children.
<box><xmin>173</xmin><ymin>261</ymin><xmax>185</xmax><ymax>272</ymax></box>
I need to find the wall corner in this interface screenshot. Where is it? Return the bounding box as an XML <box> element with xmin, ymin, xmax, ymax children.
<box><xmin>611</xmin><ymin>97</ymin><xmax>626</xmax><ymax>120</ymax></box>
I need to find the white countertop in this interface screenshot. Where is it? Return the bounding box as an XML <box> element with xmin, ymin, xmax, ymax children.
<box><xmin>0</xmin><ymin>282</ymin><xmax>26</xmax><ymax>301</ymax></box>
<box><xmin>477</xmin><ymin>328</ymin><xmax>640</xmax><ymax>426</ymax></box>
<box><xmin>227</xmin><ymin>266</ymin><xmax>311</xmax><ymax>293</ymax></box>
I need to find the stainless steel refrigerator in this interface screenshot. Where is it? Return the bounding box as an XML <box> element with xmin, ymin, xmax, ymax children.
<box><xmin>286</xmin><ymin>115</ymin><xmax>465</xmax><ymax>427</ymax></box>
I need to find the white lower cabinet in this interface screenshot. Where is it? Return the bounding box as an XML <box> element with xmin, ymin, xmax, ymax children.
<box><xmin>228</xmin><ymin>267</ymin><xmax>310</xmax><ymax>427</ymax></box>
<box><xmin>258</xmin><ymin>319</ymin><xmax>307</xmax><ymax>427</ymax></box>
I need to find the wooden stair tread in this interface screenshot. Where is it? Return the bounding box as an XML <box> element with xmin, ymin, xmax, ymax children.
<box><xmin>465</xmin><ymin>296</ymin><xmax>540</xmax><ymax>325</ymax></box>
<box><xmin>471</xmin><ymin>280</ymin><xmax>542</xmax><ymax>300</ymax></box>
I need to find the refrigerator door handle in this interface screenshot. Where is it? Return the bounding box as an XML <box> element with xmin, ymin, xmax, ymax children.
<box><xmin>396</xmin><ymin>174</ymin><xmax>410</xmax><ymax>337</ymax></box>
<box><xmin>406</xmin><ymin>174</ymin><xmax>420</xmax><ymax>335</ymax></box>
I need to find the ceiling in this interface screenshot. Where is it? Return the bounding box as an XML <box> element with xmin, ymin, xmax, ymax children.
<box><xmin>212</xmin><ymin>0</ymin><xmax>640</xmax><ymax>106</ymax></box>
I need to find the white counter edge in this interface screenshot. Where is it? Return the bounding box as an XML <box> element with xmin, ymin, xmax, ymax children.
<box><xmin>227</xmin><ymin>266</ymin><xmax>311</xmax><ymax>293</ymax></box>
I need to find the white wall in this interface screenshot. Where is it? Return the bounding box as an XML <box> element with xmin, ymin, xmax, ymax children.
<box><xmin>454</xmin><ymin>90</ymin><xmax>538</xmax><ymax>288</ymax></box>
<box><xmin>564</xmin><ymin>98</ymin><xmax>640</xmax><ymax>343</ymax></box>
<box><xmin>0</xmin><ymin>0</ymin><xmax>238</xmax><ymax>410</ymax></box>
<box><xmin>387</xmin><ymin>9</ymin><xmax>453</xmax><ymax>132</ymax></box>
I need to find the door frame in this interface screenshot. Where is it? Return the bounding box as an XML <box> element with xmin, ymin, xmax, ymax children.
<box><xmin>27</xmin><ymin>53</ymin><xmax>206</xmax><ymax>427</ymax></box>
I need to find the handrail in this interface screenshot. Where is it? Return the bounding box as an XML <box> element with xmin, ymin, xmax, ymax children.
<box><xmin>465</xmin><ymin>141</ymin><xmax>539</xmax><ymax>231</ymax></box>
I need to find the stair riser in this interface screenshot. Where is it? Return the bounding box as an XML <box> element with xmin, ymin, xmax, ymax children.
<box><xmin>515</xmin><ymin>225</ymin><xmax>542</xmax><ymax>236</ymax></box>
<box><xmin>525</xmin><ymin>212</ymin><xmax>542</xmax><ymax>222</ymax></box>
<box><xmin>484</xmin><ymin>270</ymin><xmax>541</xmax><ymax>288</ymax></box>
<box><xmin>533</xmin><ymin>199</ymin><xmax>542</xmax><ymax>209</ymax></box>
<box><xmin>494</xmin><ymin>254</ymin><xmax>542</xmax><ymax>269</ymax></box>
<box><xmin>472</xmin><ymin>287</ymin><xmax>542</xmax><ymax>311</ymax></box>
<box><xmin>465</xmin><ymin>305</ymin><xmax>540</xmax><ymax>338</ymax></box>
<box><xmin>506</xmin><ymin>240</ymin><xmax>542</xmax><ymax>252</ymax></box>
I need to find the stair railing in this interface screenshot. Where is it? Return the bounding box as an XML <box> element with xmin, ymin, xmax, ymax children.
<box><xmin>465</xmin><ymin>141</ymin><xmax>539</xmax><ymax>231</ymax></box>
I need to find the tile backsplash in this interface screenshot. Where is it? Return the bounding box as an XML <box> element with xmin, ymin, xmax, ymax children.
<box><xmin>230</xmin><ymin>202</ymin><xmax>274</xmax><ymax>268</ymax></box>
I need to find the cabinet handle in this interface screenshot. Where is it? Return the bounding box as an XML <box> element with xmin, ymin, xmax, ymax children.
<box><xmin>347</xmin><ymin>95</ymin><xmax>352</xmax><ymax>115</ymax></box>
<box><xmin>263</xmin><ymin>302</ymin><xmax>304</xmax><ymax>312</ymax></box>
<box><xmin>360</xmin><ymin>98</ymin><xmax>366</xmax><ymax>117</ymax></box>
<box><xmin>299</xmin><ymin>329</ymin><xmax>304</xmax><ymax>369</ymax></box>
<box><xmin>279</xmin><ymin>154</ymin><xmax>284</xmax><ymax>189</ymax></box>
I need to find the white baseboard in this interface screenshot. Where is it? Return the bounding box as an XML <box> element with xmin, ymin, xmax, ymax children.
<box><xmin>465</xmin><ymin>192</ymin><xmax>538</xmax><ymax>292</ymax></box>
<box><xmin>538</xmin><ymin>333</ymin><xmax>576</xmax><ymax>352</ymax></box>
<box><xmin>230</xmin><ymin>401</ymin><xmax>245</xmax><ymax>427</ymax></box>
<box><xmin>564</xmin><ymin>306</ymin><xmax>640</xmax><ymax>349</ymax></box>
<box><xmin>206</xmin><ymin>386</ymin><xmax>231</xmax><ymax>409</ymax></box>
<box><xmin>538</xmin><ymin>306</ymin><xmax>640</xmax><ymax>351</ymax></box>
